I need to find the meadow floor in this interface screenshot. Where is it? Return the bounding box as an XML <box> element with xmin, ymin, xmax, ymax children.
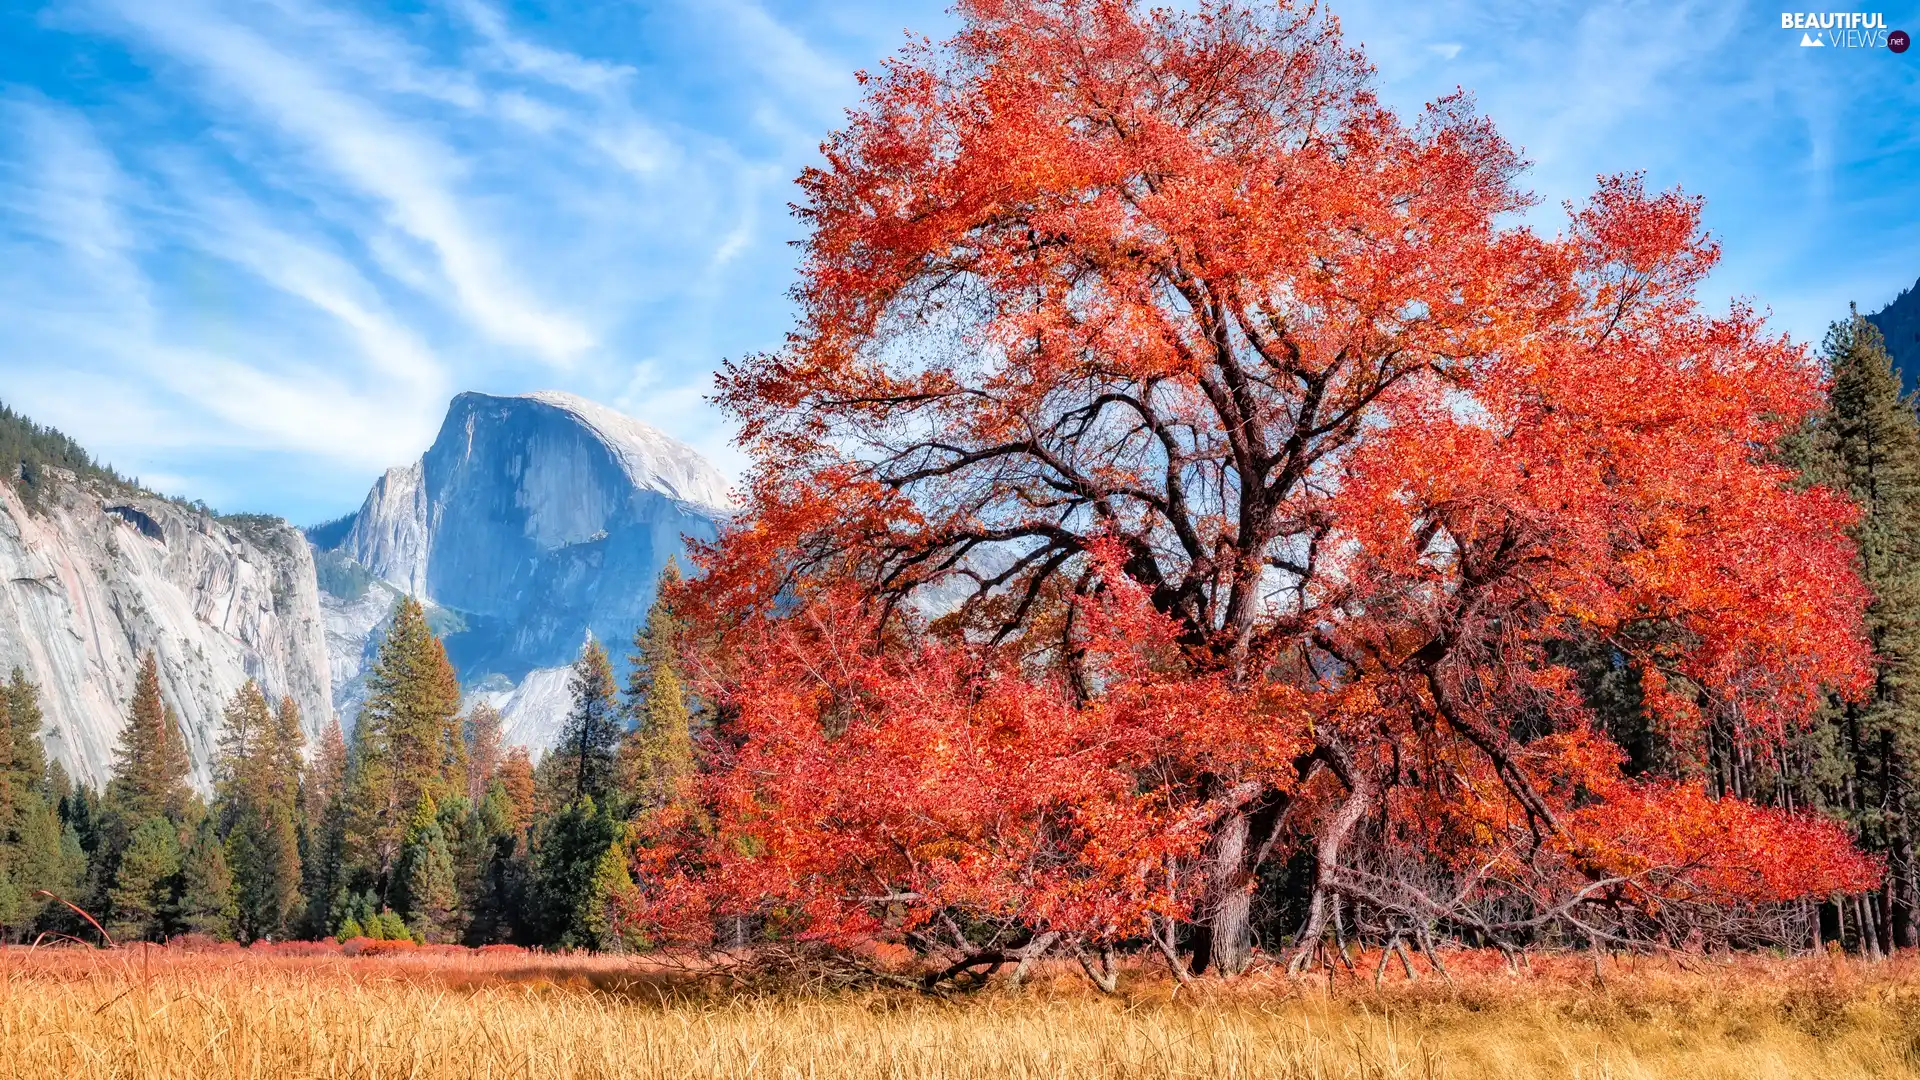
<box><xmin>3</xmin><ymin>943</ymin><xmax>1919</xmax><ymax>1079</ymax></box>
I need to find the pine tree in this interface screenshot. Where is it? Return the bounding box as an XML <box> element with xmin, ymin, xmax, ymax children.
<box><xmin>160</xmin><ymin>706</ymin><xmax>192</xmax><ymax>821</ymax></box>
<box><xmin>96</xmin><ymin>656</ymin><xmax>192</xmax><ymax>937</ymax></box>
<box><xmin>214</xmin><ymin>683</ymin><xmax>304</xmax><ymax>942</ymax></box>
<box><xmin>464</xmin><ymin>703</ymin><xmax>504</xmax><ymax>806</ymax></box>
<box><xmin>344</xmin><ymin>596</ymin><xmax>463</xmax><ymax>903</ymax></box>
<box><xmin>0</xmin><ymin>682</ymin><xmax>16</xmax><ymax>846</ymax></box>
<box><xmin>0</xmin><ymin>671</ymin><xmax>58</xmax><ymax>937</ymax></box>
<box><xmin>374</xmin><ymin>909</ymin><xmax>413</xmax><ymax>943</ymax></box>
<box><xmin>555</xmin><ymin>639</ymin><xmax>621</xmax><ymax>805</ymax></box>
<box><xmin>530</xmin><ymin>795</ymin><xmax>628</xmax><ymax>949</ymax></box>
<box><xmin>9</xmin><ymin>795</ymin><xmax>74</xmax><ymax>936</ymax></box>
<box><xmin>258</xmin><ymin>695</ymin><xmax>306</xmax><ymax>935</ymax></box>
<box><xmin>106</xmin><ymin>653</ymin><xmax>190</xmax><ymax>824</ymax></box>
<box><xmin>394</xmin><ymin>796</ymin><xmax>459</xmax><ymax>942</ymax></box>
<box><xmin>212</xmin><ymin>681</ymin><xmax>269</xmax><ymax>828</ymax></box>
<box><xmin>300</xmin><ymin>718</ymin><xmax>349</xmax><ymax>938</ymax></box>
<box><xmin>495</xmin><ymin>748</ymin><xmax>535</xmax><ymax>837</ymax></box>
<box><xmin>454</xmin><ymin>779</ymin><xmax>518</xmax><ymax>945</ymax></box>
<box><xmin>1793</xmin><ymin>308</ymin><xmax>1920</xmax><ymax>949</ymax></box>
<box><xmin>5</xmin><ymin>668</ymin><xmax>46</xmax><ymax>790</ymax></box>
<box><xmin>579</xmin><ymin>840</ymin><xmax>639</xmax><ymax>952</ymax></box>
<box><xmin>0</xmin><ymin>745</ymin><xmax>75</xmax><ymax>941</ymax></box>
<box><xmin>55</xmin><ymin>769</ymin><xmax>98</xmax><ymax>857</ymax></box>
<box><xmin>171</xmin><ymin>817</ymin><xmax>236</xmax><ymax>940</ymax></box>
<box><xmin>107</xmin><ymin>816</ymin><xmax>180</xmax><ymax>942</ymax></box>
<box><xmin>620</xmin><ymin>565</ymin><xmax>694</xmax><ymax>813</ymax></box>
<box><xmin>306</xmin><ymin>718</ymin><xmax>348</xmax><ymax>823</ymax></box>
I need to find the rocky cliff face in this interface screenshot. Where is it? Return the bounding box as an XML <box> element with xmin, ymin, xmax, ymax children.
<box><xmin>0</xmin><ymin>478</ymin><xmax>332</xmax><ymax>788</ymax></box>
<box><xmin>1869</xmin><ymin>278</ymin><xmax>1920</xmax><ymax>396</ymax></box>
<box><xmin>309</xmin><ymin>391</ymin><xmax>729</xmax><ymax>749</ymax></box>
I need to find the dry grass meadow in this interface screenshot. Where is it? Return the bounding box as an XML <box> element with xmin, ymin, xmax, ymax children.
<box><xmin>4</xmin><ymin>943</ymin><xmax>1920</xmax><ymax>1079</ymax></box>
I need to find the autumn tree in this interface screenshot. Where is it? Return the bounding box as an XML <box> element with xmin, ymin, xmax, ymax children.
<box><xmin>495</xmin><ymin>748</ymin><xmax>536</xmax><ymax>838</ymax></box>
<box><xmin>464</xmin><ymin>703</ymin><xmax>505</xmax><ymax>806</ymax></box>
<box><xmin>657</xmin><ymin>0</ymin><xmax>1880</xmax><ymax>977</ymax></box>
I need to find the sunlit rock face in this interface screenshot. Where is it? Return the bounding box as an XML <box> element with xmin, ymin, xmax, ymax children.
<box><xmin>0</xmin><ymin>480</ymin><xmax>332</xmax><ymax>789</ymax></box>
<box><xmin>309</xmin><ymin>391</ymin><xmax>729</xmax><ymax>750</ymax></box>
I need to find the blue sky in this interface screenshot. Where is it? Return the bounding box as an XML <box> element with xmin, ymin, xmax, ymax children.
<box><xmin>1</xmin><ymin>0</ymin><xmax>1916</xmax><ymax>524</ymax></box>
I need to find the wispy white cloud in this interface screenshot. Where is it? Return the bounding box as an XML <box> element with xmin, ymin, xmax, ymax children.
<box><xmin>1336</xmin><ymin>0</ymin><xmax>1920</xmax><ymax>342</ymax></box>
<box><xmin>88</xmin><ymin>0</ymin><xmax>596</xmax><ymax>363</ymax></box>
<box><xmin>0</xmin><ymin>99</ymin><xmax>148</xmax><ymax>310</ymax></box>
<box><xmin>11</xmin><ymin>0</ymin><xmax>1906</xmax><ymax>526</ymax></box>
<box><xmin>162</xmin><ymin>171</ymin><xmax>446</xmax><ymax>395</ymax></box>
<box><xmin>0</xmin><ymin>0</ymin><xmax>890</xmax><ymax>518</ymax></box>
<box><xmin>0</xmin><ymin>104</ymin><xmax>447</xmax><ymax>475</ymax></box>
<box><xmin>701</xmin><ymin>0</ymin><xmax>854</xmax><ymax>101</ymax></box>
<box><xmin>451</xmin><ymin>0</ymin><xmax>637</xmax><ymax>96</ymax></box>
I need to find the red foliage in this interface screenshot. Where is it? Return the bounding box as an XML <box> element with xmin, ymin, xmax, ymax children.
<box><xmin>250</xmin><ymin>940</ymin><xmax>342</xmax><ymax>957</ymax></box>
<box><xmin>639</xmin><ymin>0</ymin><xmax>1877</xmax><ymax>953</ymax></box>
<box><xmin>339</xmin><ymin>937</ymin><xmax>419</xmax><ymax>957</ymax></box>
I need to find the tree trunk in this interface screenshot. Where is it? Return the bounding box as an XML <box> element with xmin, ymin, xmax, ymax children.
<box><xmin>1287</xmin><ymin>758</ymin><xmax>1375</xmax><ymax>976</ymax></box>
<box><xmin>1891</xmin><ymin>756</ymin><xmax>1916</xmax><ymax>950</ymax></box>
<box><xmin>1187</xmin><ymin>787</ymin><xmax>1287</xmax><ymax>977</ymax></box>
<box><xmin>1906</xmin><ymin>847</ymin><xmax>1920</xmax><ymax>951</ymax></box>
<box><xmin>1202</xmin><ymin>809</ymin><xmax>1254</xmax><ymax>976</ymax></box>
<box><xmin>1009</xmin><ymin>931</ymin><xmax>1059</xmax><ymax>988</ymax></box>
<box><xmin>1075</xmin><ymin>943</ymin><xmax>1119</xmax><ymax>994</ymax></box>
<box><xmin>1857</xmin><ymin>894</ymin><xmax>1883</xmax><ymax>958</ymax></box>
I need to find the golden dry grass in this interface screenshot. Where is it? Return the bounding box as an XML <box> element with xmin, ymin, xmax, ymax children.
<box><xmin>3</xmin><ymin>944</ymin><xmax>1920</xmax><ymax>1079</ymax></box>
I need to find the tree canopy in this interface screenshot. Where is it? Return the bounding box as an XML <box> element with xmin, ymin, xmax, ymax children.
<box><xmin>646</xmin><ymin>0</ymin><xmax>1880</xmax><ymax>973</ymax></box>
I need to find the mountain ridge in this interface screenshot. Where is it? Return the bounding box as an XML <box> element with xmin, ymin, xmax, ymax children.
<box><xmin>0</xmin><ymin>388</ymin><xmax>726</xmax><ymax>784</ymax></box>
<box><xmin>306</xmin><ymin>390</ymin><xmax>724</xmax><ymax>747</ymax></box>
<box><xmin>1868</xmin><ymin>278</ymin><xmax>1920</xmax><ymax>395</ymax></box>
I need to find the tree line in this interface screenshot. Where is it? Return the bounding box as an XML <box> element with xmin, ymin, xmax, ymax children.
<box><xmin>2</xmin><ymin>315</ymin><xmax>1917</xmax><ymax>962</ymax></box>
<box><xmin>0</xmin><ymin>564</ymin><xmax>692</xmax><ymax>948</ymax></box>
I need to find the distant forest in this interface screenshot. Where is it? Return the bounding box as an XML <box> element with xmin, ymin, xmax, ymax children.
<box><xmin>0</xmin><ymin>569</ymin><xmax>691</xmax><ymax>949</ymax></box>
<box><xmin>0</xmin><ymin>399</ymin><xmax>240</xmax><ymax>522</ymax></box>
<box><xmin>0</xmin><ymin>401</ymin><xmax>130</xmax><ymax>504</ymax></box>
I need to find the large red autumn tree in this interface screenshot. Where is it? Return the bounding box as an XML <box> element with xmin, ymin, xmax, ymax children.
<box><xmin>644</xmin><ymin>0</ymin><xmax>1880</xmax><ymax>976</ymax></box>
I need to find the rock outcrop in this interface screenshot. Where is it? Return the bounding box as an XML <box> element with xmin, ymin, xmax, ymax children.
<box><xmin>308</xmin><ymin>391</ymin><xmax>729</xmax><ymax>749</ymax></box>
<box><xmin>0</xmin><ymin>479</ymin><xmax>332</xmax><ymax>788</ymax></box>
